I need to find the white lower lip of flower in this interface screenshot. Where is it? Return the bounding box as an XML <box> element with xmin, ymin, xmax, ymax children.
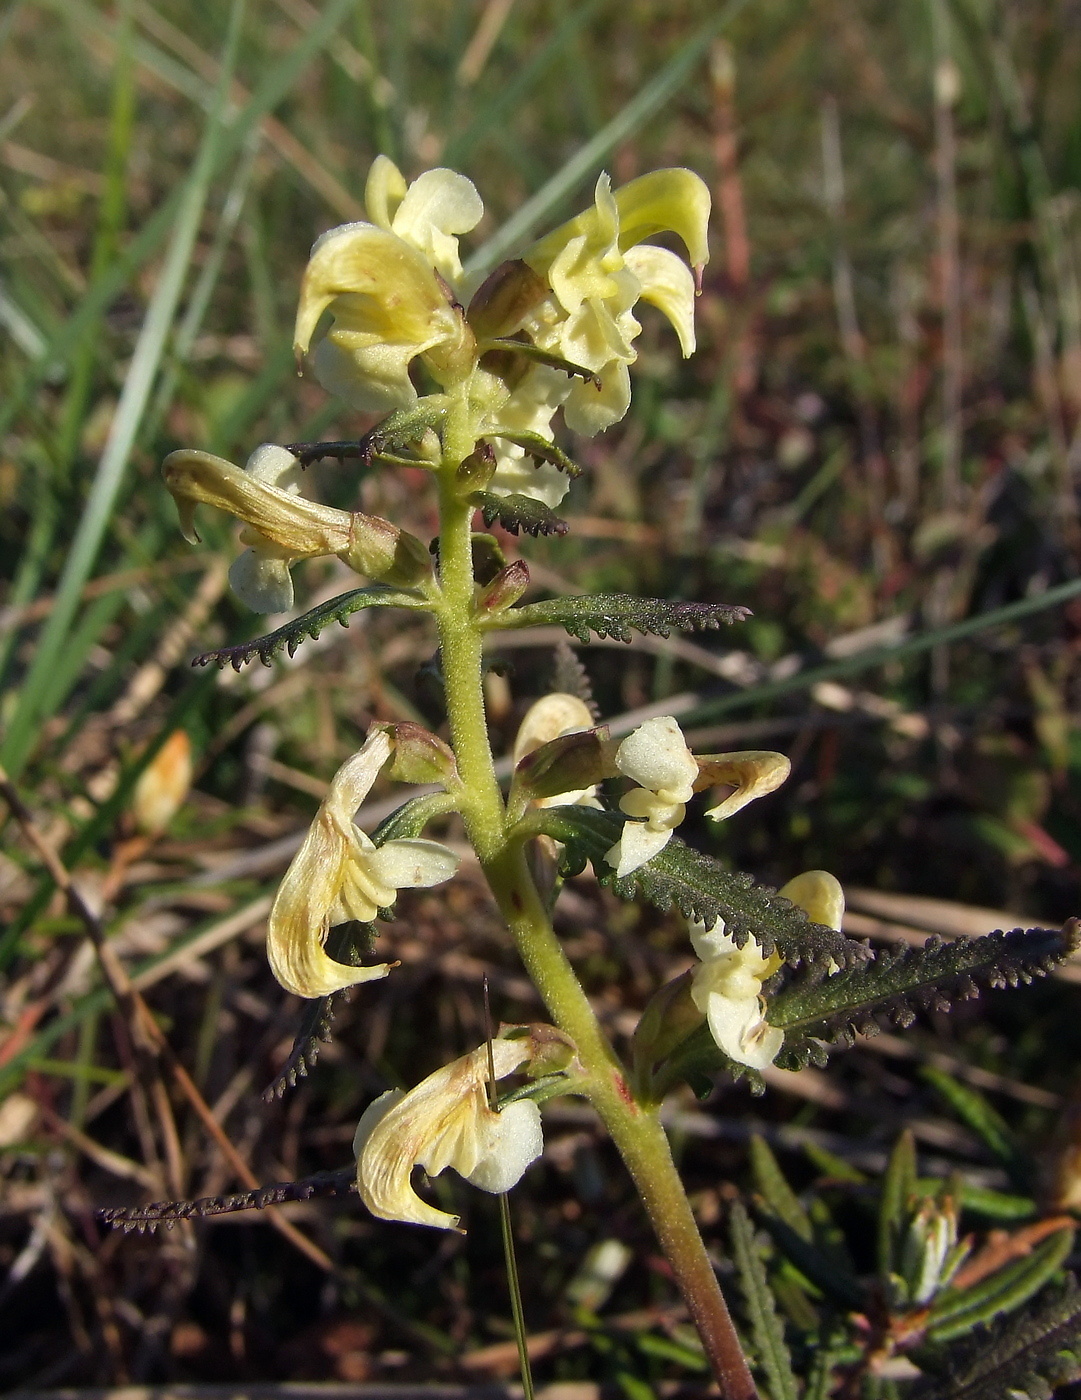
<box><xmin>689</xmin><ymin>921</ymin><xmax>784</xmax><ymax>1070</ymax></box>
<box><xmin>701</xmin><ymin>988</ymin><xmax>784</xmax><ymax>1070</ymax></box>
<box><xmin>604</xmin><ymin>820</ymin><xmax>675</xmax><ymax>878</ymax></box>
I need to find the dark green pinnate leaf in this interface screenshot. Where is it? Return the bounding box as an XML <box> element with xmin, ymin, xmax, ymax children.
<box><xmin>729</xmin><ymin>1199</ymin><xmax>800</xmax><ymax>1400</ymax></box>
<box><xmin>532</xmin><ymin>808</ymin><xmax>865</xmax><ymax>970</ymax></box>
<box><xmin>469</xmin><ymin>490</ymin><xmax>569</xmax><ymax>536</ymax></box>
<box><xmin>99</xmin><ymin>1167</ymin><xmax>357</xmax><ymax>1232</ymax></box>
<box><xmin>481</xmin><ymin>336</ymin><xmax>601</xmax><ymax>387</ymax></box>
<box><xmin>925</xmin><ymin>1228</ymin><xmax>1075</xmax><ymax>1344</ymax></box>
<box><xmin>911</xmin><ymin>1275</ymin><xmax>1081</xmax><ymax>1400</ymax></box>
<box><xmin>769</xmin><ymin>925</ymin><xmax>1081</xmax><ymax>1061</ymax></box>
<box><xmin>286</xmin><ymin>401</ymin><xmax>447</xmax><ymax>467</ymax></box>
<box><xmin>485</xmin><ymin>428</ymin><xmax>583</xmax><ymax>476</ymax></box>
<box><xmin>193</xmin><ymin>585</ymin><xmax>428</xmax><ymax>670</ymax></box>
<box><xmin>263</xmin><ymin>991</ymin><xmax>341</xmax><ymax>1101</ymax></box>
<box><xmin>498</xmin><ymin>592</ymin><xmax>750</xmax><ymax>642</ymax></box>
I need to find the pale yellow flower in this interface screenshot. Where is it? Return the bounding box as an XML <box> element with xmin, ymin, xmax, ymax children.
<box><xmin>267</xmin><ymin>730</ymin><xmax>459</xmax><ymax>998</ymax></box>
<box><xmin>604</xmin><ymin>716</ymin><xmax>699</xmax><ymax>876</ymax></box>
<box><xmin>163</xmin><ymin>446</ymin><xmax>430</xmax><ymax>609</ymax></box>
<box><xmin>695</xmin><ymin>751</ymin><xmax>792</xmax><ymax>823</ymax></box>
<box><xmin>363</xmin><ymin>155</ymin><xmax>483</xmax><ymax>286</ymax></box>
<box><xmin>689</xmin><ymin>870</ymin><xmax>845</xmax><ymax>1070</ymax></box>
<box><xmin>293</xmin><ymin>163</ymin><xmax>480</xmax><ymax>413</ymax></box>
<box><xmin>480</xmin><ymin>168</ymin><xmax>709</xmax><ymax>502</ymax></box>
<box><xmin>689</xmin><ymin>921</ymin><xmax>784</xmax><ymax>1071</ymax></box>
<box><xmin>777</xmin><ymin>870</ymin><xmax>845</xmax><ymax>932</ymax></box>
<box><xmin>353</xmin><ymin>1036</ymin><xmax>543</xmax><ymax>1231</ymax></box>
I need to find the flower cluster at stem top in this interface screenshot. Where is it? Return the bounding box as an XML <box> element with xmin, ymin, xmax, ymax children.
<box><xmin>162</xmin><ymin>156</ymin><xmax>711</xmax><ymax>613</ymax></box>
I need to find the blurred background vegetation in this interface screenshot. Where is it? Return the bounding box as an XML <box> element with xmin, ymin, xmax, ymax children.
<box><xmin>5</xmin><ymin>0</ymin><xmax>1081</xmax><ymax>1393</ymax></box>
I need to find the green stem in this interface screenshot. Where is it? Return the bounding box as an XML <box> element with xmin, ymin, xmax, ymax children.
<box><xmin>433</xmin><ymin>463</ymin><xmax>758</xmax><ymax>1400</ymax></box>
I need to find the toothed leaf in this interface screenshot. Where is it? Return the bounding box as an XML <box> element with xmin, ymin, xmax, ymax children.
<box><xmin>194</xmin><ymin>585</ymin><xmax>428</xmax><ymax>670</ymax></box>
<box><xmin>911</xmin><ymin>1275</ymin><xmax>1081</xmax><ymax>1400</ymax></box>
<box><xmin>532</xmin><ymin>808</ymin><xmax>865</xmax><ymax>969</ymax></box>
<box><xmin>262</xmin><ymin>991</ymin><xmax>341</xmax><ymax>1101</ymax></box>
<box><xmin>768</xmin><ymin>925</ymin><xmax>1081</xmax><ymax>1066</ymax></box>
<box><xmin>496</xmin><ymin>593</ymin><xmax>750</xmax><ymax>641</ymax></box>
<box><xmin>98</xmin><ymin>1168</ymin><xmax>356</xmax><ymax>1231</ymax></box>
<box><xmin>287</xmin><ymin>401</ymin><xmax>446</xmax><ymax>467</ymax></box>
<box><xmin>482</xmin><ymin>337</ymin><xmax>601</xmax><ymax>385</ymax></box>
<box><xmin>486</xmin><ymin>429</ymin><xmax>582</xmax><ymax>476</ymax></box>
<box><xmin>470</xmin><ymin>491</ymin><xmax>568</xmax><ymax>536</ymax></box>
<box><xmin>729</xmin><ymin>1199</ymin><xmax>800</xmax><ymax>1400</ymax></box>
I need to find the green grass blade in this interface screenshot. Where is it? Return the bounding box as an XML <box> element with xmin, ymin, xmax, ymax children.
<box><xmin>680</xmin><ymin>574</ymin><xmax>1081</xmax><ymax>727</ymax></box>
<box><xmin>443</xmin><ymin>0</ymin><xmax>604</xmax><ymax>168</ymax></box>
<box><xmin>463</xmin><ymin>0</ymin><xmax>753</xmax><ymax>277</ymax></box>
<box><xmin>0</xmin><ymin>0</ymin><xmax>248</xmax><ymax>776</ymax></box>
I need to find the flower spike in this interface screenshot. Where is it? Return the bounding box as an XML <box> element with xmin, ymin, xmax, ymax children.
<box><xmin>267</xmin><ymin>730</ymin><xmax>459</xmax><ymax>998</ymax></box>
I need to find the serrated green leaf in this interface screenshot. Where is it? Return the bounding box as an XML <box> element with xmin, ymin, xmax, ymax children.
<box><xmin>911</xmin><ymin>1275</ymin><xmax>1081</xmax><ymax>1400</ymax></box>
<box><xmin>192</xmin><ymin>585</ymin><xmax>429</xmax><ymax>670</ymax></box>
<box><xmin>484</xmin><ymin>427</ymin><xmax>583</xmax><ymax>476</ymax></box>
<box><xmin>469</xmin><ymin>490</ymin><xmax>569</xmax><ymax>537</ymax></box>
<box><xmin>482</xmin><ymin>338</ymin><xmax>601</xmax><ymax>390</ymax></box>
<box><xmin>921</xmin><ymin>1066</ymin><xmax>1029</xmax><ymax>1192</ymax></box>
<box><xmin>531</xmin><ymin>808</ymin><xmax>865</xmax><ymax>970</ymax></box>
<box><xmin>287</xmin><ymin>401</ymin><xmax>448</xmax><ymax>467</ymax></box>
<box><xmin>729</xmin><ymin>1199</ymin><xmax>800</xmax><ymax>1400</ymax></box>
<box><xmin>768</xmin><ymin>927</ymin><xmax>1080</xmax><ymax>1058</ymax></box>
<box><xmin>494</xmin><ymin>592</ymin><xmax>750</xmax><ymax>642</ymax></box>
<box><xmin>926</xmin><ymin>1228</ymin><xmax>1075</xmax><ymax>1343</ymax></box>
<box><xmin>750</xmin><ymin>1135</ymin><xmax>813</xmax><ymax>1242</ymax></box>
<box><xmin>879</xmin><ymin>1130</ymin><xmax>918</xmax><ymax>1280</ymax></box>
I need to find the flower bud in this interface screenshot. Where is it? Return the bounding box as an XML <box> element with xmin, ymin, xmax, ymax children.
<box><xmin>511</xmin><ymin>726</ymin><xmax>612</xmax><ymax>806</ymax></box>
<box><xmin>382</xmin><ymin>722</ymin><xmax>459</xmax><ymax>787</ymax></box>
<box><xmin>899</xmin><ymin>1193</ymin><xmax>963</xmax><ymax>1305</ymax></box>
<box><xmin>467</xmin><ymin>259</ymin><xmax>549</xmax><ymax>340</ymax></box>
<box><xmin>632</xmin><ymin>970</ymin><xmax>703</xmax><ymax>1078</ymax></box>
<box><xmin>131</xmin><ymin>730</ymin><xmax>193</xmax><ymax>837</ymax></box>
<box><xmin>477</xmin><ymin>559</ymin><xmax>530</xmax><ymax>615</ymax></box>
<box><xmin>342</xmin><ymin>513</ymin><xmax>432</xmax><ymax>587</ymax></box>
<box><xmin>456</xmin><ymin>443</ymin><xmax>498</xmax><ymax>492</ymax></box>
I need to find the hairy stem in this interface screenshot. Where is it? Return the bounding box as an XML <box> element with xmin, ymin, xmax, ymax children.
<box><xmin>433</xmin><ymin>463</ymin><xmax>758</xmax><ymax>1399</ymax></box>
